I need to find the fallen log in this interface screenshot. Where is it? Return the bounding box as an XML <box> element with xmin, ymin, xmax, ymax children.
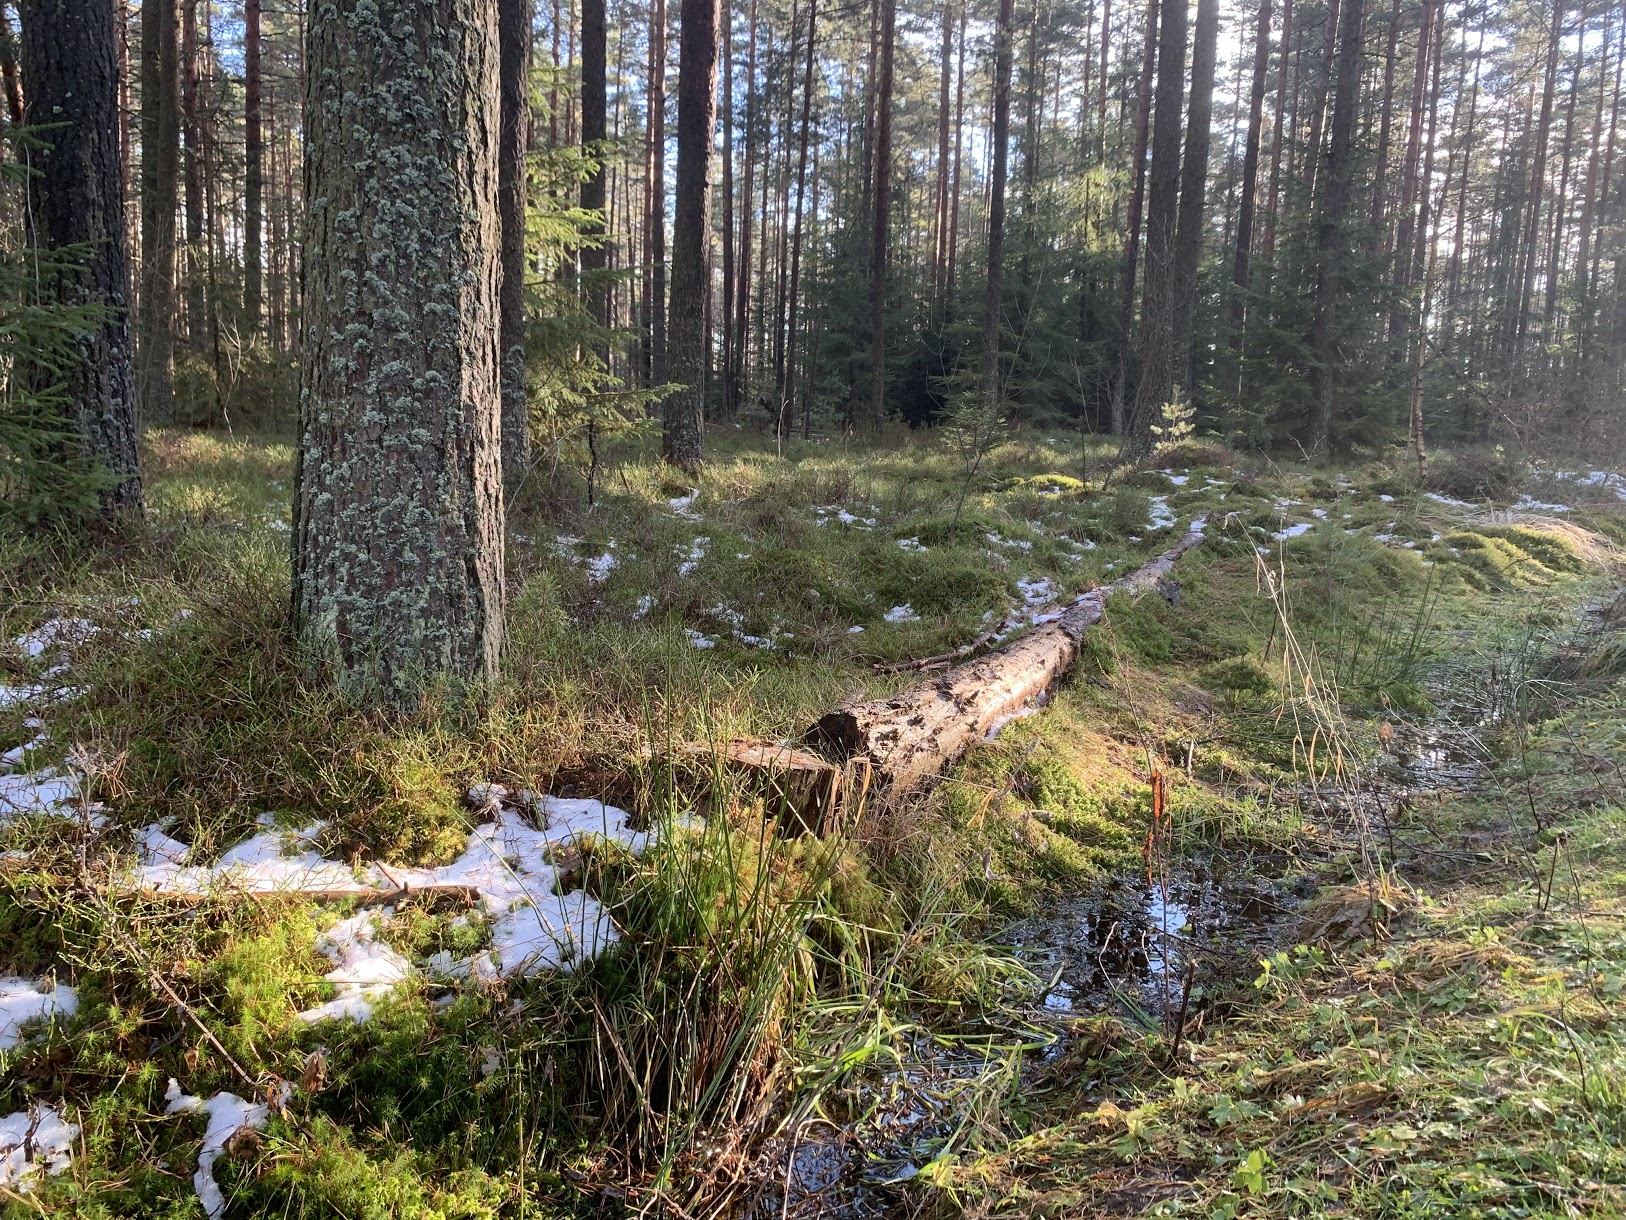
<box><xmin>809</xmin><ymin>517</ymin><xmax>1210</xmax><ymax>793</ymax></box>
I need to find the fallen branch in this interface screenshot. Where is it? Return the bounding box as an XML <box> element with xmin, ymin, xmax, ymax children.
<box><xmin>809</xmin><ymin>517</ymin><xmax>1211</xmax><ymax>793</ymax></box>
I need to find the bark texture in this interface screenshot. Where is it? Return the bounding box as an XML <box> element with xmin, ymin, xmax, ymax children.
<box><xmin>661</xmin><ymin>0</ymin><xmax>718</xmax><ymax>471</ymax></box>
<box><xmin>295</xmin><ymin>0</ymin><xmax>505</xmax><ymax>700</ymax></box>
<box><xmin>19</xmin><ymin>0</ymin><xmax>142</xmax><ymax>512</ymax></box>
<box><xmin>811</xmin><ymin>518</ymin><xmax>1210</xmax><ymax>791</ymax></box>
<box><xmin>499</xmin><ymin>0</ymin><xmax>531</xmax><ymax>484</ymax></box>
<box><xmin>980</xmin><ymin>0</ymin><xmax>1015</xmax><ymax>419</ymax></box>
<box><xmin>137</xmin><ymin>0</ymin><xmax>178</xmax><ymax>423</ymax></box>
<box><xmin>243</xmin><ymin>0</ymin><xmax>263</xmax><ymax>330</ymax></box>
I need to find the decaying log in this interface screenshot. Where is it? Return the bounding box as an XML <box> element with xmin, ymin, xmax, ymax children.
<box><xmin>669</xmin><ymin>738</ymin><xmax>872</xmax><ymax>834</ymax></box>
<box><xmin>810</xmin><ymin>517</ymin><xmax>1210</xmax><ymax>793</ymax></box>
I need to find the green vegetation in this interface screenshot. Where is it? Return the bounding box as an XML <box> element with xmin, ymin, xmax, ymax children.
<box><xmin>4</xmin><ymin>428</ymin><xmax>1624</xmax><ymax>1216</ymax></box>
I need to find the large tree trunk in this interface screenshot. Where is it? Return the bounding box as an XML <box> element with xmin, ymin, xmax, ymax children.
<box><xmin>1168</xmin><ymin>0</ymin><xmax>1219</xmax><ymax>399</ymax></box>
<box><xmin>136</xmin><ymin>0</ymin><xmax>178</xmax><ymax>424</ymax></box>
<box><xmin>811</xmin><ymin>519</ymin><xmax>1210</xmax><ymax>791</ymax></box>
<box><xmin>1307</xmin><ymin>0</ymin><xmax>1365</xmax><ymax>456</ymax></box>
<box><xmin>980</xmin><ymin>0</ymin><xmax>1015</xmax><ymax>420</ymax></box>
<box><xmin>732</xmin><ymin>0</ymin><xmax>757</xmax><ymax>409</ymax></box>
<box><xmin>780</xmin><ymin>0</ymin><xmax>818</xmax><ymax>441</ymax></box>
<box><xmin>648</xmin><ymin>0</ymin><xmax>668</xmax><ymax>383</ymax></box>
<box><xmin>661</xmin><ymin>0</ymin><xmax>719</xmax><ymax>471</ymax></box>
<box><xmin>295</xmin><ymin>0</ymin><xmax>505</xmax><ymax>701</ymax></box>
<box><xmin>499</xmin><ymin>0</ymin><xmax>532</xmax><ymax>486</ymax></box>
<box><xmin>243</xmin><ymin>0</ymin><xmax>263</xmax><ymax>333</ymax></box>
<box><xmin>180</xmin><ymin>0</ymin><xmax>203</xmax><ymax>352</ymax></box>
<box><xmin>1123</xmin><ymin>0</ymin><xmax>1186</xmax><ymax>454</ymax></box>
<box><xmin>866</xmin><ymin>0</ymin><xmax>895</xmax><ymax>425</ymax></box>
<box><xmin>19</xmin><ymin>0</ymin><xmax>142</xmax><ymax>513</ymax></box>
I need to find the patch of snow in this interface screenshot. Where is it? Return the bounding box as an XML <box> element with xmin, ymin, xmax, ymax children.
<box><xmin>1550</xmin><ymin>469</ymin><xmax>1626</xmax><ymax>501</ymax></box>
<box><xmin>669</xmin><ymin>490</ymin><xmax>701</xmax><ymax>519</ymax></box>
<box><xmin>848</xmin><ymin>625</ymin><xmax>865</xmax><ymax>634</ymax></box>
<box><xmin>139</xmin><ymin>817</ymin><xmax>375</xmax><ymax>898</ymax></box>
<box><xmin>1270</xmin><ymin>522</ymin><xmax>1314</xmax><ymax>541</ymax></box>
<box><xmin>1311</xmin><ymin>507</ymin><xmax>1328</xmax><ymax>519</ymax></box>
<box><xmin>1016</xmin><ymin>576</ymin><xmax>1056</xmax><ymax>605</ymax></box>
<box><xmin>883</xmin><ymin>604</ymin><xmax>921</xmax><ymax>624</ymax></box>
<box><xmin>166</xmin><ymin>1083</ymin><xmax>287</xmax><ymax>1220</ymax></box>
<box><xmin>815</xmin><ymin>505</ymin><xmax>876</xmax><ymax>529</ymax></box>
<box><xmin>1378</xmin><ymin>494</ymin><xmax>1396</xmax><ymax>503</ymax></box>
<box><xmin>676</xmin><ymin>537</ymin><xmax>710</xmax><ymax>576</ymax></box>
<box><xmin>985</xmin><ymin>532</ymin><xmax>1034</xmax><ymax>551</ymax></box>
<box><xmin>0</xmin><ymin>979</ymin><xmax>77</xmax><ymax>1050</ymax></box>
<box><xmin>0</xmin><ymin>1105</ymin><xmax>78</xmax><ymax>1189</ymax></box>
<box><xmin>1146</xmin><ymin>496</ymin><xmax>1177</xmax><ymax>530</ymax></box>
<box><xmin>1425</xmin><ymin>491</ymin><xmax>1473</xmax><ymax>508</ymax></box>
<box><xmin>584</xmin><ymin>548</ymin><xmax>618</xmax><ymax>583</ymax></box>
<box><xmin>0</xmin><ymin>684</ymin><xmax>46</xmax><ymax>711</ymax></box>
<box><xmin>684</xmin><ymin>629</ymin><xmax>716</xmax><ymax>649</ymax></box>
<box><xmin>897</xmin><ymin>537</ymin><xmax>927</xmax><ymax>553</ymax></box>
<box><xmin>632</xmin><ymin>594</ymin><xmax>656</xmax><ymax>619</ymax></box>
<box><xmin>1513</xmin><ymin>495</ymin><xmax>1571</xmax><ymax>513</ymax></box>
<box><xmin>295</xmin><ymin>912</ymin><xmax>412</xmax><ymax>1024</ymax></box>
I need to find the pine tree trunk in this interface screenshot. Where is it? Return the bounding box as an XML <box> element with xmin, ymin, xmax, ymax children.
<box><xmin>243</xmin><ymin>0</ymin><xmax>263</xmax><ymax>333</ymax></box>
<box><xmin>866</xmin><ymin>0</ymin><xmax>895</xmax><ymax>425</ymax></box>
<box><xmin>1124</xmin><ymin>0</ymin><xmax>1186</xmax><ymax>452</ymax></box>
<box><xmin>19</xmin><ymin>0</ymin><xmax>142</xmax><ymax>512</ymax></box>
<box><xmin>1370</xmin><ymin>0</ymin><xmax>1401</xmax><ymax>238</ymax></box>
<box><xmin>1261</xmin><ymin>0</ymin><xmax>1292</xmax><ymax>259</ymax></box>
<box><xmin>1228</xmin><ymin>0</ymin><xmax>1272</xmax><ymax>394</ymax></box>
<box><xmin>1515</xmin><ymin>0</ymin><xmax>1563</xmax><ymax>366</ymax></box>
<box><xmin>0</xmin><ymin>3</ymin><xmax>23</xmax><ymax>124</ymax></box>
<box><xmin>295</xmin><ymin>0</ymin><xmax>505</xmax><ymax>700</ymax></box>
<box><xmin>1169</xmin><ymin>0</ymin><xmax>1219</xmax><ymax>398</ymax></box>
<box><xmin>780</xmin><ymin>0</ymin><xmax>818</xmax><ymax>441</ymax></box>
<box><xmin>180</xmin><ymin>0</ymin><xmax>204</xmax><ymax>354</ymax></box>
<box><xmin>720</xmin><ymin>1</ymin><xmax>736</xmax><ymax>417</ymax></box>
<box><xmin>137</xmin><ymin>0</ymin><xmax>178</xmax><ymax>423</ymax></box>
<box><xmin>648</xmin><ymin>0</ymin><xmax>668</xmax><ymax>383</ymax></box>
<box><xmin>580</xmin><ymin>0</ymin><xmax>607</xmax><ymax>334</ymax></box>
<box><xmin>946</xmin><ymin>0</ymin><xmax>966</xmax><ymax>310</ymax></box>
<box><xmin>732</xmin><ymin>0</ymin><xmax>757</xmax><ymax>410</ymax></box>
<box><xmin>982</xmin><ymin>0</ymin><xmax>1015</xmax><ymax>419</ymax></box>
<box><xmin>1112</xmin><ymin>0</ymin><xmax>1158</xmax><ymax>435</ymax></box>
<box><xmin>1389</xmin><ymin>0</ymin><xmax>1437</xmax><ymax>357</ymax></box>
<box><xmin>661</xmin><ymin>0</ymin><xmax>718</xmax><ymax>470</ymax></box>
<box><xmin>932</xmin><ymin>0</ymin><xmax>953</xmax><ymax>317</ymax></box>
<box><xmin>499</xmin><ymin>0</ymin><xmax>531</xmax><ymax>484</ymax></box>
<box><xmin>1308</xmin><ymin>0</ymin><xmax>1365</xmax><ymax>455</ymax></box>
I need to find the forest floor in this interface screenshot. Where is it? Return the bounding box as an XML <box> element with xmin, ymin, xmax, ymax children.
<box><xmin>2</xmin><ymin>428</ymin><xmax>1625</xmax><ymax>1218</ymax></box>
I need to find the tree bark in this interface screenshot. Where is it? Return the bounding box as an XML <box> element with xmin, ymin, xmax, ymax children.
<box><xmin>1123</xmin><ymin>0</ymin><xmax>1186</xmax><ymax>453</ymax></box>
<box><xmin>732</xmin><ymin>0</ymin><xmax>757</xmax><ymax>407</ymax></box>
<box><xmin>660</xmin><ymin>0</ymin><xmax>719</xmax><ymax>470</ymax></box>
<box><xmin>137</xmin><ymin>0</ymin><xmax>178</xmax><ymax>423</ymax></box>
<box><xmin>19</xmin><ymin>0</ymin><xmax>142</xmax><ymax>512</ymax></box>
<box><xmin>243</xmin><ymin>0</ymin><xmax>263</xmax><ymax>333</ymax></box>
<box><xmin>180</xmin><ymin>0</ymin><xmax>203</xmax><ymax>352</ymax></box>
<box><xmin>295</xmin><ymin>0</ymin><xmax>505</xmax><ymax>701</ymax></box>
<box><xmin>499</xmin><ymin>0</ymin><xmax>532</xmax><ymax>486</ymax></box>
<box><xmin>780</xmin><ymin>0</ymin><xmax>817</xmax><ymax>442</ymax></box>
<box><xmin>1228</xmin><ymin>0</ymin><xmax>1272</xmax><ymax>394</ymax></box>
<box><xmin>810</xmin><ymin>519</ymin><xmax>1209</xmax><ymax>792</ymax></box>
<box><xmin>1307</xmin><ymin>0</ymin><xmax>1365</xmax><ymax>455</ymax></box>
<box><xmin>1169</xmin><ymin>0</ymin><xmax>1219</xmax><ymax>398</ymax></box>
<box><xmin>866</xmin><ymin>0</ymin><xmax>895</xmax><ymax>425</ymax></box>
<box><xmin>0</xmin><ymin>2</ymin><xmax>23</xmax><ymax>125</ymax></box>
<box><xmin>1113</xmin><ymin>0</ymin><xmax>1158</xmax><ymax>436</ymax></box>
<box><xmin>648</xmin><ymin>0</ymin><xmax>668</xmax><ymax>383</ymax></box>
<box><xmin>981</xmin><ymin>0</ymin><xmax>1015</xmax><ymax>420</ymax></box>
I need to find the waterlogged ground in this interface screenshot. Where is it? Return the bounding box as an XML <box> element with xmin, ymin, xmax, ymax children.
<box><xmin>1</xmin><ymin>429</ymin><xmax>1624</xmax><ymax>1216</ymax></box>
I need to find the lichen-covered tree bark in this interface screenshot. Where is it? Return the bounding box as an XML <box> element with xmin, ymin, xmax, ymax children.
<box><xmin>19</xmin><ymin>0</ymin><xmax>143</xmax><ymax>513</ymax></box>
<box><xmin>661</xmin><ymin>0</ymin><xmax>718</xmax><ymax>472</ymax></box>
<box><xmin>295</xmin><ymin>0</ymin><xmax>505</xmax><ymax>701</ymax></box>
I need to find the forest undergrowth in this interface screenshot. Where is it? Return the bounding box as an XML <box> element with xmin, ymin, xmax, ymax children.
<box><xmin>2</xmin><ymin>427</ymin><xmax>1624</xmax><ymax>1217</ymax></box>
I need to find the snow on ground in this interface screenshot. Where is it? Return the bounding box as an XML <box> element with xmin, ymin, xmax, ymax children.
<box><xmin>1270</xmin><ymin>522</ymin><xmax>1314</xmax><ymax>541</ymax></box>
<box><xmin>897</xmin><ymin>537</ymin><xmax>927</xmax><ymax>552</ymax></box>
<box><xmin>295</xmin><ymin>912</ymin><xmax>412</xmax><ymax>1024</ymax></box>
<box><xmin>0</xmin><ymin>979</ymin><xmax>77</xmax><ymax>1050</ymax></box>
<box><xmin>1550</xmin><ymin>469</ymin><xmax>1626</xmax><ymax>500</ymax></box>
<box><xmin>584</xmin><ymin>547</ymin><xmax>619</xmax><ymax>583</ymax></box>
<box><xmin>884</xmin><ymin>604</ymin><xmax>922</xmax><ymax>624</ymax></box>
<box><xmin>1146</xmin><ymin>496</ymin><xmax>1177</xmax><ymax>530</ymax></box>
<box><xmin>668</xmin><ymin>490</ymin><xmax>701</xmax><ymax>519</ymax></box>
<box><xmin>685</xmin><ymin>628</ymin><xmax>717</xmax><ymax>649</ymax></box>
<box><xmin>676</xmin><ymin>537</ymin><xmax>709</xmax><ymax>576</ymax></box>
<box><xmin>0</xmin><ymin>1105</ymin><xmax>78</xmax><ymax>1190</ymax></box>
<box><xmin>138</xmin><ymin>814</ymin><xmax>377</xmax><ymax>898</ymax></box>
<box><xmin>165</xmin><ymin>1082</ymin><xmax>288</xmax><ymax>1219</ymax></box>
<box><xmin>1424</xmin><ymin>491</ymin><xmax>1473</xmax><ymax>508</ymax></box>
<box><xmin>815</xmin><ymin>505</ymin><xmax>876</xmax><ymax>529</ymax></box>
<box><xmin>1514</xmin><ymin>495</ymin><xmax>1572</xmax><ymax>513</ymax></box>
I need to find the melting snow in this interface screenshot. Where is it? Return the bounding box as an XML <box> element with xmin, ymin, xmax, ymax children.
<box><xmin>1270</xmin><ymin>522</ymin><xmax>1314</xmax><ymax>541</ymax></box>
<box><xmin>0</xmin><ymin>1105</ymin><xmax>78</xmax><ymax>1189</ymax></box>
<box><xmin>684</xmin><ymin>629</ymin><xmax>716</xmax><ymax>649</ymax></box>
<box><xmin>166</xmin><ymin>1082</ymin><xmax>287</xmax><ymax>1219</ymax></box>
<box><xmin>1147</xmin><ymin>496</ymin><xmax>1178</xmax><ymax>530</ymax></box>
<box><xmin>1425</xmin><ymin>491</ymin><xmax>1473</xmax><ymax>508</ymax></box>
<box><xmin>815</xmin><ymin>505</ymin><xmax>876</xmax><ymax>529</ymax></box>
<box><xmin>897</xmin><ymin>537</ymin><xmax>927</xmax><ymax>552</ymax></box>
<box><xmin>884</xmin><ymin>605</ymin><xmax>921</xmax><ymax>624</ymax></box>
<box><xmin>295</xmin><ymin>912</ymin><xmax>412</xmax><ymax>1024</ymax></box>
<box><xmin>669</xmin><ymin>490</ymin><xmax>701</xmax><ymax>519</ymax></box>
<box><xmin>1514</xmin><ymin>495</ymin><xmax>1571</xmax><ymax>513</ymax></box>
<box><xmin>1551</xmin><ymin>469</ymin><xmax>1626</xmax><ymax>500</ymax></box>
<box><xmin>632</xmin><ymin>594</ymin><xmax>656</xmax><ymax>619</ymax></box>
<box><xmin>0</xmin><ymin>979</ymin><xmax>77</xmax><ymax>1050</ymax></box>
<box><xmin>676</xmin><ymin>537</ymin><xmax>710</xmax><ymax>576</ymax></box>
<box><xmin>584</xmin><ymin>549</ymin><xmax>618</xmax><ymax>583</ymax></box>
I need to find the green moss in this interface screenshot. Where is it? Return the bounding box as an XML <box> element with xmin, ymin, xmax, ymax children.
<box><xmin>1202</xmin><ymin>656</ymin><xmax>1276</xmax><ymax>697</ymax></box>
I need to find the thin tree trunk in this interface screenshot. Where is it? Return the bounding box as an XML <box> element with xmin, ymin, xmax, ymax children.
<box><xmin>0</xmin><ymin>2</ymin><xmax>23</xmax><ymax>125</ymax></box>
<box><xmin>1262</xmin><ymin>0</ymin><xmax>1292</xmax><ymax>259</ymax></box>
<box><xmin>295</xmin><ymin>0</ymin><xmax>504</xmax><ymax>699</ymax></box>
<box><xmin>1308</xmin><ymin>0</ymin><xmax>1366</xmax><ymax>455</ymax></box>
<box><xmin>19</xmin><ymin>0</ymin><xmax>142</xmax><ymax>511</ymax></box>
<box><xmin>1169</xmin><ymin>0</ymin><xmax>1219</xmax><ymax>397</ymax></box>
<box><xmin>137</xmin><ymin>0</ymin><xmax>178</xmax><ymax>423</ymax></box>
<box><xmin>732</xmin><ymin>0</ymin><xmax>757</xmax><ymax>410</ymax></box>
<box><xmin>1112</xmin><ymin>0</ymin><xmax>1158</xmax><ymax>435</ymax></box>
<box><xmin>180</xmin><ymin>0</ymin><xmax>204</xmax><ymax>353</ymax></box>
<box><xmin>1124</xmin><ymin>0</ymin><xmax>1185</xmax><ymax>451</ymax></box>
<box><xmin>649</xmin><ymin>0</ymin><xmax>668</xmax><ymax>382</ymax></box>
<box><xmin>982</xmin><ymin>0</ymin><xmax>1016</xmax><ymax>421</ymax></box>
<box><xmin>499</xmin><ymin>0</ymin><xmax>532</xmax><ymax>485</ymax></box>
<box><xmin>780</xmin><ymin>0</ymin><xmax>818</xmax><ymax>444</ymax></box>
<box><xmin>243</xmin><ymin>0</ymin><xmax>262</xmax><ymax>333</ymax></box>
<box><xmin>1389</xmin><ymin>0</ymin><xmax>1437</xmax><ymax>355</ymax></box>
<box><xmin>946</xmin><ymin>0</ymin><xmax>966</xmax><ymax>311</ymax></box>
<box><xmin>867</xmin><ymin>0</ymin><xmax>896</xmax><ymax>425</ymax></box>
<box><xmin>1229</xmin><ymin>0</ymin><xmax>1272</xmax><ymax>394</ymax></box>
<box><xmin>661</xmin><ymin>0</ymin><xmax>719</xmax><ymax>470</ymax></box>
<box><xmin>1370</xmin><ymin>0</ymin><xmax>1401</xmax><ymax>237</ymax></box>
<box><xmin>1515</xmin><ymin>0</ymin><xmax>1563</xmax><ymax>365</ymax></box>
<box><xmin>932</xmin><ymin>0</ymin><xmax>953</xmax><ymax>316</ymax></box>
<box><xmin>720</xmin><ymin>0</ymin><xmax>736</xmax><ymax>417</ymax></box>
